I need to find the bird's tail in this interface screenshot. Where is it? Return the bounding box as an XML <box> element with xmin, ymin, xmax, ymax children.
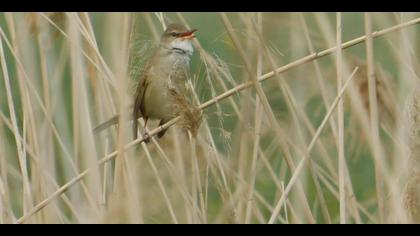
<box><xmin>93</xmin><ymin>115</ymin><xmax>120</xmax><ymax>134</ymax></box>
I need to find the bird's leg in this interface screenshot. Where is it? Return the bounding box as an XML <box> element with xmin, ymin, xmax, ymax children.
<box><xmin>142</xmin><ymin>117</ymin><xmax>151</xmax><ymax>143</ymax></box>
<box><xmin>157</xmin><ymin>119</ymin><xmax>169</xmax><ymax>139</ymax></box>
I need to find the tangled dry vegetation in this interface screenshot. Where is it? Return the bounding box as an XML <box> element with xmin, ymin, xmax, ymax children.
<box><xmin>0</xmin><ymin>12</ymin><xmax>420</xmax><ymax>224</ymax></box>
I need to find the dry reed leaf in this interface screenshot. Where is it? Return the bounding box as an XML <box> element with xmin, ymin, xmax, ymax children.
<box><xmin>404</xmin><ymin>172</ymin><xmax>420</xmax><ymax>223</ymax></box>
<box><xmin>28</xmin><ymin>12</ymin><xmax>65</xmax><ymax>38</ymax></box>
<box><xmin>352</xmin><ymin>61</ymin><xmax>398</xmax><ymax>127</ymax></box>
<box><xmin>404</xmin><ymin>84</ymin><xmax>420</xmax><ymax>223</ymax></box>
<box><xmin>170</xmin><ymin>89</ymin><xmax>203</xmax><ymax>138</ymax></box>
<box><xmin>405</xmin><ymin>85</ymin><xmax>420</xmax><ymax>161</ymax></box>
<box><xmin>326</xmin><ymin>56</ymin><xmax>399</xmax><ymax>137</ymax></box>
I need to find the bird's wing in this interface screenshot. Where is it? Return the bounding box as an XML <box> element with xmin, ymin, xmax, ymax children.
<box><xmin>132</xmin><ymin>63</ymin><xmax>151</xmax><ymax>139</ymax></box>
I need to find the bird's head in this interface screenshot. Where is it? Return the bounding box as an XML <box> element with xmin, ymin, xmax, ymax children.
<box><xmin>160</xmin><ymin>24</ymin><xmax>197</xmax><ymax>56</ymax></box>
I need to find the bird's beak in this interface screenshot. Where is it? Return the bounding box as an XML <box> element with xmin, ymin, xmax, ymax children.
<box><xmin>179</xmin><ymin>29</ymin><xmax>198</xmax><ymax>40</ymax></box>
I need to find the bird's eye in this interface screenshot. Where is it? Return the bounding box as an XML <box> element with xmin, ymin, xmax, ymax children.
<box><xmin>170</xmin><ymin>32</ymin><xmax>179</xmax><ymax>37</ymax></box>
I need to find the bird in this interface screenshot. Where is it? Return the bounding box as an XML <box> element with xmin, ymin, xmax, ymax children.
<box><xmin>93</xmin><ymin>23</ymin><xmax>199</xmax><ymax>141</ymax></box>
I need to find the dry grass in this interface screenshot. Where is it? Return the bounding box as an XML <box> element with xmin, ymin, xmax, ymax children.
<box><xmin>0</xmin><ymin>12</ymin><xmax>419</xmax><ymax>224</ymax></box>
<box><xmin>404</xmin><ymin>85</ymin><xmax>420</xmax><ymax>223</ymax></box>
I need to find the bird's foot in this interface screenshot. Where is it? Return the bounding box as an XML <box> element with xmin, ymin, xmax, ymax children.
<box><xmin>142</xmin><ymin>131</ymin><xmax>151</xmax><ymax>143</ymax></box>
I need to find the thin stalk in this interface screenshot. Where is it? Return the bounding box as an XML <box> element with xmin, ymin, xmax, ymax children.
<box><xmin>365</xmin><ymin>12</ymin><xmax>386</xmax><ymax>223</ymax></box>
<box><xmin>268</xmin><ymin>67</ymin><xmax>359</xmax><ymax>224</ymax></box>
<box><xmin>336</xmin><ymin>12</ymin><xmax>346</xmax><ymax>224</ymax></box>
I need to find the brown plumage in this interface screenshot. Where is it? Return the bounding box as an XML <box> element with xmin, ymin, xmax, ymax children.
<box><xmin>94</xmin><ymin>24</ymin><xmax>200</xmax><ymax>141</ymax></box>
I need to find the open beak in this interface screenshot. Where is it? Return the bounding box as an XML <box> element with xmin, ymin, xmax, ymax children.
<box><xmin>179</xmin><ymin>29</ymin><xmax>198</xmax><ymax>40</ymax></box>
